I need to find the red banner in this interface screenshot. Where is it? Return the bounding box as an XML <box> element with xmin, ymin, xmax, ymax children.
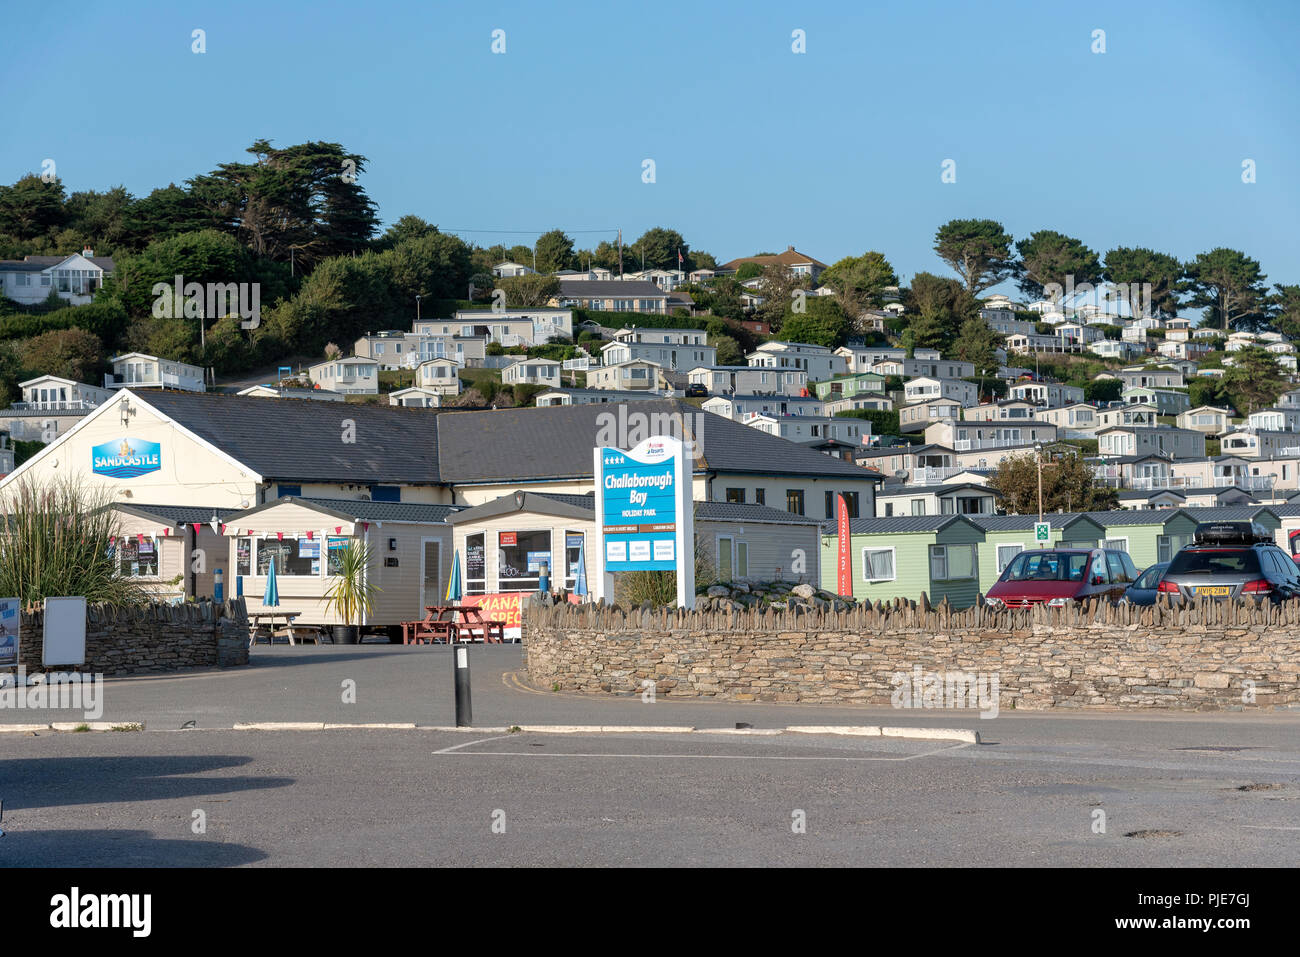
<box><xmin>836</xmin><ymin>493</ymin><xmax>853</xmax><ymax>597</ymax></box>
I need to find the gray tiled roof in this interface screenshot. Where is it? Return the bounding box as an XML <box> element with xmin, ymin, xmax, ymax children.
<box><xmin>112</xmin><ymin>503</ymin><xmax>240</xmax><ymax>526</ymax></box>
<box><xmin>435</xmin><ymin>400</ymin><xmax>880</xmax><ymax>483</ymax></box>
<box><xmin>137</xmin><ymin>390</ymin><xmax>443</xmax><ymax>485</ymax></box>
<box><xmin>696</xmin><ymin>501</ymin><xmax>823</xmax><ymax>525</ymax></box>
<box><xmin>237</xmin><ymin>496</ymin><xmax>461</xmax><ymax>524</ymax></box>
<box><xmin>822</xmin><ymin>515</ymin><xmax>977</xmax><ymax>534</ymax></box>
<box><xmin>559</xmin><ymin>280</ymin><xmax>668</xmax><ymax>298</ymax></box>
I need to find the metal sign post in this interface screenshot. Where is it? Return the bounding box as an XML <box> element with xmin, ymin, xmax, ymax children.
<box><xmin>453</xmin><ymin>644</ymin><xmax>472</xmax><ymax>727</ymax></box>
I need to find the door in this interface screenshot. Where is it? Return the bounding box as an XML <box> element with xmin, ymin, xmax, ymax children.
<box><xmin>420</xmin><ymin>539</ymin><xmax>442</xmax><ymax>616</ymax></box>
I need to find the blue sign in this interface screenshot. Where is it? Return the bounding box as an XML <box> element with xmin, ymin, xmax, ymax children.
<box><xmin>599</xmin><ymin>439</ymin><xmax>678</xmax><ymax>572</ymax></box>
<box><xmin>91</xmin><ymin>438</ymin><xmax>161</xmax><ymax>479</ymax></box>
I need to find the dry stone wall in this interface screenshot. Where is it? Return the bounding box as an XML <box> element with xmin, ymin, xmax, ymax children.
<box><xmin>16</xmin><ymin>598</ymin><xmax>250</xmax><ymax>676</ymax></box>
<box><xmin>525</xmin><ymin>598</ymin><xmax>1300</xmax><ymax>711</ymax></box>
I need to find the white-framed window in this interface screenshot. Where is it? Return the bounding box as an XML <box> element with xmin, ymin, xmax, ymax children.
<box><xmin>115</xmin><ymin>535</ymin><xmax>160</xmax><ymax>577</ymax></box>
<box><xmin>1102</xmin><ymin>537</ymin><xmax>1128</xmax><ymax>552</ymax></box>
<box><xmin>861</xmin><ymin>547</ymin><xmax>896</xmax><ymax>582</ymax></box>
<box><xmin>717</xmin><ymin>536</ymin><xmax>734</xmax><ymax>580</ymax></box>
<box><xmin>996</xmin><ymin>543</ymin><xmax>1023</xmax><ymax>573</ymax></box>
<box><xmin>930</xmin><ymin>544</ymin><xmax>976</xmax><ymax>582</ymax></box>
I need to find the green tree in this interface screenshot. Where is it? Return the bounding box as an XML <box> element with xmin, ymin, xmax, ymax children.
<box><xmin>14</xmin><ymin>327</ymin><xmax>106</xmax><ymax>382</ymax></box>
<box><xmin>187</xmin><ymin>139</ymin><xmax>379</xmax><ymax>268</ymax></box>
<box><xmin>901</xmin><ymin>314</ymin><xmax>947</xmax><ymax>356</ymax></box>
<box><xmin>1187</xmin><ymin>377</ymin><xmax>1225</xmax><ymax>410</ymax></box>
<box><xmin>934</xmin><ymin>219</ymin><xmax>1016</xmax><ymax>294</ymax></box>
<box><xmin>495</xmin><ymin>274</ymin><xmax>560</xmax><ymax>307</ymax></box>
<box><xmin>1221</xmin><ymin>345</ymin><xmax>1284</xmax><ymax>414</ymax></box>
<box><xmin>734</xmin><ymin>262</ymin><xmax>764</xmax><ymax>281</ymax></box>
<box><xmin>1181</xmin><ymin>248</ymin><xmax>1269</xmax><ymax>331</ymax></box>
<box><xmin>711</xmin><ymin>334</ymin><xmax>743</xmax><ymax>365</ymax></box>
<box><xmin>987</xmin><ymin>451</ymin><xmax>1118</xmax><ymax>515</ymax></box>
<box><xmin>1269</xmin><ymin>284</ymin><xmax>1300</xmax><ymax>341</ymax></box>
<box><xmin>630</xmin><ymin>227</ymin><xmax>689</xmax><ymax>271</ymax></box>
<box><xmin>754</xmin><ymin>264</ymin><xmax>811</xmax><ymax>331</ymax></box>
<box><xmin>1015</xmin><ymin>230</ymin><xmax>1102</xmax><ymax>301</ymax></box>
<box><xmin>951</xmin><ymin>316</ymin><xmax>1003</xmax><ymax>379</ymax></box>
<box><xmin>1084</xmin><ymin>377</ymin><xmax>1122</xmax><ymax>403</ymax></box>
<box><xmin>819</xmin><ymin>251</ymin><xmax>898</xmax><ymax>324</ymax></box>
<box><xmin>0</xmin><ymin>174</ymin><xmax>67</xmax><ymax>241</ymax></box>
<box><xmin>372</xmin><ymin>215</ymin><xmax>439</xmax><ymax>252</ymax></box>
<box><xmin>534</xmin><ymin>229</ymin><xmax>577</xmax><ymax>274</ymax></box>
<box><xmin>1102</xmin><ymin>247</ymin><xmax>1183</xmax><ymax>319</ymax></box>
<box><xmin>777</xmin><ymin>299</ymin><xmax>852</xmax><ymax>349</ymax></box>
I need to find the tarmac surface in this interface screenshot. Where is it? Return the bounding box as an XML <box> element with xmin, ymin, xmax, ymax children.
<box><xmin>1</xmin><ymin>645</ymin><xmax>1298</xmax><ymax>866</ymax></box>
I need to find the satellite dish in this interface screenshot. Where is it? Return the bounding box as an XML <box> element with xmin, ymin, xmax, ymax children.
<box><xmin>894</xmin><ymin>469</ymin><xmax>908</xmax><ymax>480</ymax></box>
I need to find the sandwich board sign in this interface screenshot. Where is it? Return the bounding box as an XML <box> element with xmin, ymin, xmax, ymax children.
<box><xmin>592</xmin><ymin>435</ymin><xmax>694</xmax><ymax>608</ymax></box>
<box><xmin>1034</xmin><ymin>522</ymin><xmax>1051</xmax><ymax>544</ymax></box>
<box><xmin>42</xmin><ymin>596</ymin><xmax>87</xmax><ymax>668</ymax></box>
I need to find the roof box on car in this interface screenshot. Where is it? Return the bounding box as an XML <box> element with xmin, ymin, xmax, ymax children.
<box><xmin>1192</xmin><ymin>521</ymin><xmax>1272</xmax><ymax>545</ymax></box>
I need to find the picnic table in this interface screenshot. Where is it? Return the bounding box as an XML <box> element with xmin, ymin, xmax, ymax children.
<box><xmin>401</xmin><ymin>605</ymin><xmax>504</xmax><ymax>645</ymax></box>
<box><xmin>248</xmin><ymin>611</ymin><xmax>305</xmax><ymax>648</ymax></box>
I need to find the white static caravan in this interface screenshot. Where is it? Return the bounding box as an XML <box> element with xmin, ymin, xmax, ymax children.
<box><xmin>223</xmin><ymin>497</ymin><xmax>457</xmax><ymax>638</ymax></box>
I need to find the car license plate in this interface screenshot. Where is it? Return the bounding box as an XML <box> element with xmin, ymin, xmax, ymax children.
<box><xmin>1196</xmin><ymin>586</ymin><xmax>1230</xmax><ymax>596</ymax></box>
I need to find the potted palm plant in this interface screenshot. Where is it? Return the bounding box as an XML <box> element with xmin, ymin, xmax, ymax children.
<box><xmin>323</xmin><ymin>540</ymin><xmax>381</xmax><ymax>644</ymax></box>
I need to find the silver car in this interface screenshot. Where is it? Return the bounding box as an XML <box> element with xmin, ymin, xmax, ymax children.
<box><xmin>1157</xmin><ymin>522</ymin><xmax>1300</xmax><ymax>604</ymax></box>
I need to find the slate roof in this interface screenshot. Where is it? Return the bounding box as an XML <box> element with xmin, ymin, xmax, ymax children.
<box><xmin>136</xmin><ymin>390</ymin><xmax>443</xmax><ymax>485</ymax></box>
<box><xmin>435</xmin><ymin>400</ymin><xmax>881</xmax><ymax>483</ymax></box>
<box><xmin>240</xmin><ymin>496</ymin><xmax>461</xmax><ymax>524</ymax></box>
<box><xmin>130</xmin><ymin>393</ymin><xmax>884</xmax><ymax>490</ymax></box>
<box><xmin>697</xmin><ymin>501</ymin><xmax>823</xmax><ymax>525</ymax></box>
<box><xmin>877</xmin><ymin>482</ymin><xmax>998</xmax><ymax>497</ymax></box>
<box><xmin>822</xmin><ymin>515</ymin><xmax>979</xmax><ymax>535</ymax></box>
<box><xmin>558</xmin><ymin>280</ymin><xmax>667</xmax><ymax>299</ymax></box>
<box><xmin>112</xmin><ymin>503</ymin><xmax>240</xmax><ymax>526</ymax></box>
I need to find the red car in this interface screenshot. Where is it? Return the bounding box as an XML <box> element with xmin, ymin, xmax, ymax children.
<box><xmin>984</xmin><ymin>548</ymin><xmax>1140</xmax><ymax>609</ymax></box>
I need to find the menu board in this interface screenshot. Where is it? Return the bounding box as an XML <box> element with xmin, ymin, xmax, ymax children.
<box><xmin>236</xmin><ymin>539</ymin><xmax>252</xmax><ymax>575</ymax></box>
<box><xmin>466</xmin><ymin>539</ymin><xmax>485</xmax><ymax>580</ymax></box>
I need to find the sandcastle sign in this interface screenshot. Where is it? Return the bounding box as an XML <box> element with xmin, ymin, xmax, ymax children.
<box><xmin>593</xmin><ymin>435</ymin><xmax>695</xmax><ymax>608</ymax></box>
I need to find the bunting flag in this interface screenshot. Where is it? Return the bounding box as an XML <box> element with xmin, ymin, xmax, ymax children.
<box><xmin>136</xmin><ymin>533</ymin><xmax>144</xmax><ymax>543</ymax></box>
<box><xmin>277</xmin><ymin>532</ymin><xmax>284</xmax><ymax>541</ymax></box>
<box><xmin>361</xmin><ymin>522</ymin><xmax>370</xmax><ymax>532</ymax></box>
<box><xmin>335</xmin><ymin>526</ymin><xmax>342</xmax><ymax>534</ymax></box>
<box><xmin>162</xmin><ymin>527</ymin><xmax>171</xmax><ymax>537</ymax></box>
<box><xmin>109</xmin><ymin>536</ymin><xmax>116</xmax><ymax>544</ymax></box>
<box><xmin>306</xmin><ymin>530</ymin><xmax>314</xmax><ymax>540</ymax></box>
<box><xmin>193</xmin><ymin>523</ymin><xmax>203</xmax><ymax>536</ymax></box>
<box><xmin>220</xmin><ymin>524</ymin><xmax>227</xmax><ymax>535</ymax></box>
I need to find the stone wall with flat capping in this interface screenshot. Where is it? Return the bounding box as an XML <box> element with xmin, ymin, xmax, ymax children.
<box><xmin>15</xmin><ymin>598</ymin><xmax>249</xmax><ymax>675</ymax></box>
<box><xmin>525</xmin><ymin>596</ymin><xmax>1300</xmax><ymax>711</ymax></box>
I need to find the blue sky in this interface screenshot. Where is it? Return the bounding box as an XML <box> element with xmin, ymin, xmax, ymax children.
<box><xmin>3</xmin><ymin>0</ymin><xmax>1298</xmax><ymax>298</ymax></box>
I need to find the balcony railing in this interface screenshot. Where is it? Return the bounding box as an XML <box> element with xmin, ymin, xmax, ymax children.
<box><xmin>104</xmin><ymin>372</ymin><xmax>189</xmax><ymax>389</ymax></box>
<box><xmin>913</xmin><ymin>466</ymin><xmax>967</xmax><ymax>485</ymax></box>
<box><xmin>9</xmin><ymin>400</ymin><xmax>99</xmax><ymax>413</ymax></box>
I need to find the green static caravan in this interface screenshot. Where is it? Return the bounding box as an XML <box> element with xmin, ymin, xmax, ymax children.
<box><xmin>971</xmin><ymin>513</ymin><xmax>1076</xmax><ymax>585</ymax></box>
<box><xmin>813</xmin><ymin>372</ymin><xmax>886</xmax><ymax>401</ymax></box>
<box><xmin>819</xmin><ymin>515</ymin><xmax>987</xmax><ymax>609</ymax></box>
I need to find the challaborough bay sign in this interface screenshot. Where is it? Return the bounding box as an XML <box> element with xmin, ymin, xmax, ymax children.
<box><xmin>92</xmin><ymin>438</ymin><xmax>162</xmax><ymax>479</ymax></box>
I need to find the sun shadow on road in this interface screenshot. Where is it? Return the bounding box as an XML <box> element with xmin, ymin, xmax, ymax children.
<box><xmin>2</xmin><ymin>828</ymin><xmax>267</xmax><ymax>867</ymax></box>
<box><xmin>3</xmin><ymin>754</ymin><xmax>293</xmax><ymax>811</ymax></box>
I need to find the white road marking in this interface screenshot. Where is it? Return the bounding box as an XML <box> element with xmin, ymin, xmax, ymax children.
<box><xmin>433</xmin><ymin>734</ymin><xmax>516</xmax><ymax>754</ymax></box>
<box><xmin>433</xmin><ymin>741</ymin><xmax>974</xmax><ymax>762</ymax></box>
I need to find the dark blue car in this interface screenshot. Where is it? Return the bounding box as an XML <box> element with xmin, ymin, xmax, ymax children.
<box><xmin>1121</xmin><ymin>562</ymin><xmax>1169</xmax><ymax>606</ymax></box>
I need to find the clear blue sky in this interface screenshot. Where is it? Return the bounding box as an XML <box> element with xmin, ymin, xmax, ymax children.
<box><xmin>3</xmin><ymin>0</ymin><xmax>1297</xmax><ymax>297</ymax></box>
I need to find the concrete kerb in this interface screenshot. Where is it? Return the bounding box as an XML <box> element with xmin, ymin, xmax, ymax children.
<box><xmin>0</xmin><ymin>722</ymin><xmax>978</xmax><ymax>743</ymax></box>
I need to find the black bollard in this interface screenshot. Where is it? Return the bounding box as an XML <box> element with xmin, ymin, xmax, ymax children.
<box><xmin>453</xmin><ymin>644</ymin><xmax>472</xmax><ymax>727</ymax></box>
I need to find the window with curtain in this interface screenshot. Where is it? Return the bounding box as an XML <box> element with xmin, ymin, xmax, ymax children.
<box><xmin>861</xmin><ymin>547</ymin><xmax>896</xmax><ymax>582</ymax></box>
<box><xmin>930</xmin><ymin>544</ymin><xmax>975</xmax><ymax>581</ymax></box>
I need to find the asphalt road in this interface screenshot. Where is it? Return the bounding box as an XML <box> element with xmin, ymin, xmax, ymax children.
<box><xmin>2</xmin><ymin>725</ymin><xmax>1297</xmax><ymax>867</ymax></box>
<box><xmin>2</xmin><ymin>646</ymin><xmax>1297</xmax><ymax>866</ymax></box>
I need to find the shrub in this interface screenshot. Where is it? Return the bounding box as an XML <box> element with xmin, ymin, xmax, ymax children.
<box><xmin>0</xmin><ymin>477</ymin><xmax>146</xmax><ymax>606</ymax></box>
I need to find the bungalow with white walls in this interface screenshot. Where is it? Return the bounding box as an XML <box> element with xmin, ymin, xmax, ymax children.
<box><xmin>0</xmin><ymin>249</ymin><xmax>114</xmax><ymax>305</ymax></box>
<box><xmin>903</xmin><ymin>377</ymin><xmax>978</xmax><ymax>407</ymax></box>
<box><xmin>899</xmin><ymin>397</ymin><xmax>962</xmax><ymax>433</ymax></box>
<box><xmin>307</xmin><ymin>356</ymin><xmax>380</xmax><ymax>395</ymax></box>
<box><xmin>687</xmin><ymin>365</ymin><xmax>807</xmax><ymax>397</ymax></box>
<box><xmin>0</xmin><ymin>375</ymin><xmax>114</xmax><ymax>442</ymax></box>
<box><xmin>388</xmin><ymin>387</ymin><xmax>443</xmax><ymax>408</ymax></box>
<box><xmin>1176</xmin><ymin>405</ymin><xmax>1234</xmax><ymax>436</ymax></box>
<box><xmin>1097</xmin><ymin>426</ymin><xmax>1205</xmax><ymax>459</ymax></box>
<box><xmin>502</xmin><ymin>358</ymin><xmax>561</xmax><ymax>387</ymax></box>
<box><xmin>746</xmin><ymin>341</ymin><xmax>847</xmax><ymax>382</ymax></box>
<box><xmin>104</xmin><ymin>353</ymin><xmax>206</xmax><ymax>393</ymax></box>
<box><xmin>414</xmin><ymin>357</ymin><xmax>463</xmax><ymax>396</ymax></box>
<box><xmin>742</xmin><ymin>414</ymin><xmax>869</xmax><ymax>446</ymax></box>
<box><xmin>586</xmin><ymin>359</ymin><xmax>666</xmax><ymax>392</ymax></box>
<box><xmin>701</xmin><ymin>394</ymin><xmax>826</xmax><ymax>420</ymax></box>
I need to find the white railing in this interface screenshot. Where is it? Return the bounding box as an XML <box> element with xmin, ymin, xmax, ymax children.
<box><xmin>9</xmin><ymin>400</ymin><xmax>99</xmax><ymax>412</ymax></box>
<box><xmin>914</xmin><ymin>466</ymin><xmax>967</xmax><ymax>485</ymax></box>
